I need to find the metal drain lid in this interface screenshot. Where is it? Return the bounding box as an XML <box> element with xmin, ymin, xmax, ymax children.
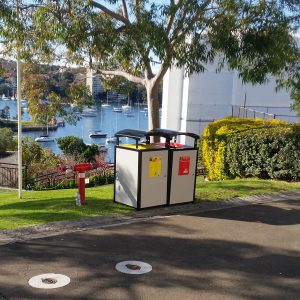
<box><xmin>28</xmin><ymin>273</ymin><xmax>70</xmax><ymax>289</ymax></box>
<box><xmin>115</xmin><ymin>261</ymin><xmax>152</xmax><ymax>275</ymax></box>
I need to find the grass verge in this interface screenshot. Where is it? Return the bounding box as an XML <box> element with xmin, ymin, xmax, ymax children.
<box><xmin>195</xmin><ymin>177</ymin><xmax>300</xmax><ymax>201</ymax></box>
<box><xmin>0</xmin><ymin>177</ymin><xmax>299</xmax><ymax>230</ymax></box>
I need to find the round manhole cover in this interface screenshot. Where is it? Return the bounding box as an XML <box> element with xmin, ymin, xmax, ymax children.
<box><xmin>28</xmin><ymin>273</ymin><xmax>70</xmax><ymax>289</ymax></box>
<box><xmin>115</xmin><ymin>261</ymin><xmax>152</xmax><ymax>275</ymax></box>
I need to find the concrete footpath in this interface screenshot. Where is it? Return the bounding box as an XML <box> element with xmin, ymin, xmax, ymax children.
<box><xmin>0</xmin><ymin>191</ymin><xmax>299</xmax><ymax>299</ymax></box>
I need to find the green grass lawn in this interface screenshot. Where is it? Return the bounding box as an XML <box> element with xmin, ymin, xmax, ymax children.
<box><xmin>0</xmin><ymin>177</ymin><xmax>299</xmax><ymax>230</ymax></box>
<box><xmin>21</xmin><ymin>120</ymin><xmax>36</xmax><ymax>126</ymax></box>
<box><xmin>0</xmin><ymin>185</ymin><xmax>132</xmax><ymax>230</ymax></box>
<box><xmin>195</xmin><ymin>177</ymin><xmax>300</xmax><ymax>200</ymax></box>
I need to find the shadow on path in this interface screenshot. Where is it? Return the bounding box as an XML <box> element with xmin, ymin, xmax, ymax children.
<box><xmin>0</xmin><ymin>212</ymin><xmax>299</xmax><ymax>300</ymax></box>
<box><xmin>191</xmin><ymin>198</ymin><xmax>300</xmax><ymax>225</ymax></box>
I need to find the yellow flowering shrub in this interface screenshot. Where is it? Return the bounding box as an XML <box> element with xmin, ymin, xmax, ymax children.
<box><xmin>202</xmin><ymin>117</ymin><xmax>287</xmax><ymax>180</ymax></box>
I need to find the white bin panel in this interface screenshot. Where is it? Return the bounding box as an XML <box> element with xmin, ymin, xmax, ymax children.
<box><xmin>140</xmin><ymin>151</ymin><xmax>168</xmax><ymax>208</ymax></box>
<box><xmin>170</xmin><ymin>150</ymin><xmax>197</xmax><ymax>204</ymax></box>
<box><xmin>115</xmin><ymin>148</ymin><xmax>139</xmax><ymax>208</ymax></box>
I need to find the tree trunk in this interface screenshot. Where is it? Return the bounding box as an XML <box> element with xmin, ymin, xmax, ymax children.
<box><xmin>146</xmin><ymin>83</ymin><xmax>160</xmax><ymax>131</ymax></box>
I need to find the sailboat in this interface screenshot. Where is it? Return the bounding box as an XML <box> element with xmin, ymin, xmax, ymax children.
<box><xmin>113</xmin><ymin>107</ymin><xmax>122</xmax><ymax>112</ymax></box>
<box><xmin>80</xmin><ymin>106</ymin><xmax>97</xmax><ymax>117</ymax></box>
<box><xmin>124</xmin><ymin>112</ymin><xmax>134</xmax><ymax>117</ymax></box>
<box><xmin>122</xmin><ymin>94</ymin><xmax>132</xmax><ymax>111</ymax></box>
<box><xmin>106</xmin><ymin>112</ymin><xmax>118</xmax><ymax>143</ymax></box>
<box><xmin>35</xmin><ymin>135</ymin><xmax>55</xmax><ymax>142</ymax></box>
<box><xmin>35</xmin><ymin>118</ymin><xmax>55</xmax><ymax>142</ymax></box>
<box><xmin>101</xmin><ymin>93</ymin><xmax>111</xmax><ymax>108</ymax></box>
<box><xmin>89</xmin><ymin>106</ymin><xmax>108</xmax><ymax>138</ymax></box>
<box><xmin>113</xmin><ymin>95</ymin><xmax>122</xmax><ymax>112</ymax></box>
<box><xmin>98</xmin><ymin>144</ymin><xmax>108</xmax><ymax>152</ymax></box>
<box><xmin>89</xmin><ymin>130</ymin><xmax>107</xmax><ymax>138</ymax></box>
<box><xmin>2</xmin><ymin>94</ymin><xmax>11</xmax><ymax>101</ymax></box>
<box><xmin>106</xmin><ymin>136</ymin><xmax>117</xmax><ymax>143</ymax></box>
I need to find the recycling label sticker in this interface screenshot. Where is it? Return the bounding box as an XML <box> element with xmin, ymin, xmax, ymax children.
<box><xmin>178</xmin><ymin>156</ymin><xmax>190</xmax><ymax>176</ymax></box>
<box><xmin>149</xmin><ymin>156</ymin><xmax>162</xmax><ymax>177</ymax></box>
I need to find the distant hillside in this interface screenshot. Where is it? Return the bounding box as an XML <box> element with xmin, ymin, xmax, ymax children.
<box><xmin>0</xmin><ymin>58</ymin><xmax>85</xmax><ymax>97</ymax></box>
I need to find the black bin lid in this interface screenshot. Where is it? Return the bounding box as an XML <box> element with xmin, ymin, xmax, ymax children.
<box><xmin>115</xmin><ymin>128</ymin><xmax>200</xmax><ymax>145</ymax></box>
<box><xmin>146</xmin><ymin>129</ymin><xmax>199</xmax><ymax>142</ymax></box>
<box><xmin>115</xmin><ymin>129</ymin><xmax>147</xmax><ymax>140</ymax></box>
<box><xmin>145</xmin><ymin>128</ymin><xmax>178</xmax><ymax>140</ymax></box>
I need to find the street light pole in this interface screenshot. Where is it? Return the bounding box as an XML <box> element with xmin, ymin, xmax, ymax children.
<box><xmin>17</xmin><ymin>55</ymin><xmax>22</xmax><ymax>199</ymax></box>
<box><xmin>16</xmin><ymin>0</ymin><xmax>22</xmax><ymax>199</ymax></box>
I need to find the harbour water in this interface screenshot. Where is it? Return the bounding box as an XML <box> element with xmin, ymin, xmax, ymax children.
<box><xmin>0</xmin><ymin>100</ymin><xmax>149</xmax><ymax>162</ymax></box>
<box><xmin>3</xmin><ymin>99</ymin><xmax>298</xmax><ymax>162</ymax></box>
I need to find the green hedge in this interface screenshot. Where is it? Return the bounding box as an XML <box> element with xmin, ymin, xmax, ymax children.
<box><xmin>86</xmin><ymin>173</ymin><xmax>114</xmax><ymax>187</ymax></box>
<box><xmin>202</xmin><ymin>117</ymin><xmax>288</xmax><ymax>180</ymax></box>
<box><xmin>0</xmin><ymin>128</ymin><xmax>16</xmax><ymax>155</ymax></box>
<box><xmin>227</xmin><ymin>125</ymin><xmax>300</xmax><ymax>180</ymax></box>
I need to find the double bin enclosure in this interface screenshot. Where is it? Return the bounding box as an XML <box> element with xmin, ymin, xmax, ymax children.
<box><xmin>114</xmin><ymin>129</ymin><xmax>199</xmax><ymax>209</ymax></box>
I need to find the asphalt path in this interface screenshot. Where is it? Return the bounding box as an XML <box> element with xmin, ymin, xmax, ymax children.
<box><xmin>0</xmin><ymin>198</ymin><xmax>299</xmax><ymax>300</ymax></box>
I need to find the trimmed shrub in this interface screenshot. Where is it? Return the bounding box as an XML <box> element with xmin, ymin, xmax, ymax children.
<box><xmin>86</xmin><ymin>173</ymin><xmax>114</xmax><ymax>187</ymax></box>
<box><xmin>54</xmin><ymin>179</ymin><xmax>78</xmax><ymax>190</ymax></box>
<box><xmin>0</xmin><ymin>128</ymin><xmax>15</xmax><ymax>155</ymax></box>
<box><xmin>227</xmin><ymin>125</ymin><xmax>300</xmax><ymax>180</ymax></box>
<box><xmin>202</xmin><ymin>117</ymin><xmax>287</xmax><ymax>180</ymax></box>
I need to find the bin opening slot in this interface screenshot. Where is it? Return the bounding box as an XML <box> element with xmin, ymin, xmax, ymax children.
<box><xmin>145</xmin><ymin>129</ymin><xmax>178</xmax><ymax>146</ymax></box>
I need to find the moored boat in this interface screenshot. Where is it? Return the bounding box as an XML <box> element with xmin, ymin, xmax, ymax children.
<box><xmin>113</xmin><ymin>107</ymin><xmax>122</xmax><ymax>113</ymax></box>
<box><xmin>81</xmin><ymin>111</ymin><xmax>97</xmax><ymax>117</ymax></box>
<box><xmin>124</xmin><ymin>112</ymin><xmax>134</xmax><ymax>117</ymax></box>
<box><xmin>102</xmin><ymin>94</ymin><xmax>111</xmax><ymax>107</ymax></box>
<box><xmin>89</xmin><ymin>130</ymin><xmax>108</xmax><ymax>138</ymax></box>
<box><xmin>122</xmin><ymin>104</ymin><xmax>131</xmax><ymax>110</ymax></box>
<box><xmin>106</xmin><ymin>136</ymin><xmax>117</xmax><ymax>143</ymax></box>
<box><xmin>35</xmin><ymin>135</ymin><xmax>55</xmax><ymax>142</ymax></box>
<box><xmin>98</xmin><ymin>144</ymin><xmax>108</xmax><ymax>152</ymax></box>
<box><xmin>101</xmin><ymin>103</ymin><xmax>111</xmax><ymax>107</ymax></box>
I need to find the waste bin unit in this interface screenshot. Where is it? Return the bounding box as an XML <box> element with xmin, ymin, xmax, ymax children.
<box><xmin>114</xmin><ymin>129</ymin><xmax>169</xmax><ymax>209</ymax></box>
<box><xmin>147</xmin><ymin>129</ymin><xmax>199</xmax><ymax>205</ymax></box>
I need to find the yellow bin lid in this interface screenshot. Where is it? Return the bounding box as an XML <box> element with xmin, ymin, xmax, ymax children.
<box><xmin>121</xmin><ymin>144</ymin><xmax>164</xmax><ymax>150</ymax></box>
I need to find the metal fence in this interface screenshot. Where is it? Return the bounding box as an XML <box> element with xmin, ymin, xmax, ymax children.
<box><xmin>28</xmin><ymin>170</ymin><xmax>77</xmax><ymax>190</ymax></box>
<box><xmin>232</xmin><ymin>105</ymin><xmax>300</xmax><ymax>122</ymax></box>
<box><xmin>232</xmin><ymin>106</ymin><xmax>276</xmax><ymax>120</ymax></box>
<box><xmin>28</xmin><ymin>164</ymin><xmax>115</xmax><ymax>190</ymax></box>
<box><xmin>0</xmin><ymin>163</ymin><xmax>18</xmax><ymax>188</ymax></box>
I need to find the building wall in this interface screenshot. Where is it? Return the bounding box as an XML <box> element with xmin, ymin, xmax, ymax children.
<box><xmin>161</xmin><ymin>67</ymin><xmax>184</xmax><ymax>131</ymax></box>
<box><xmin>86</xmin><ymin>68</ymin><xmax>104</xmax><ymax>98</ymax></box>
<box><xmin>162</xmin><ymin>64</ymin><xmax>298</xmax><ymax>145</ymax></box>
<box><xmin>234</xmin><ymin>77</ymin><xmax>294</xmax><ymax>107</ymax></box>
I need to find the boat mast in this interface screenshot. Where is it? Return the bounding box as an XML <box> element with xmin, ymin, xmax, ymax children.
<box><xmin>46</xmin><ymin>116</ymin><xmax>49</xmax><ymax>136</ymax></box>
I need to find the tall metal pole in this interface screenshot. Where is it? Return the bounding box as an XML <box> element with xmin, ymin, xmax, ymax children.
<box><xmin>17</xmin><ymin>0</ymin><xmax>22</xmax><ymax>199</ymax></box>
<box><xmin>17</xmin><ymin>57</ymin><xmax>22</xmax><ymax>198</ymax></box>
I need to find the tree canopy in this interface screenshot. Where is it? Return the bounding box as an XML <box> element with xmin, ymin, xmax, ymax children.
<box><xmin>0</xmin><ymin>127</ymin><xmax>15</xmax><ymax>155</ymax></box>
<box><xmin>22</xmin><ymin>63</ymin><xmax>93</xmax><ymax>125</ymax></box>
<box><xmin>57</xmin><ymin>136</ymin><xmax>100</xmax><ymax>162</ymax></box>
<box><xmin>0</xmin><ymin>0</ymin><xmax>299</xmax><ymax>127</ymax></box>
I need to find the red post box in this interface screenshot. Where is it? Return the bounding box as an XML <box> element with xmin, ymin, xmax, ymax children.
<box><xmin>73</xmin><ymin>163</ymin><xmax>93</xmax><ymax>205</ymax></box>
